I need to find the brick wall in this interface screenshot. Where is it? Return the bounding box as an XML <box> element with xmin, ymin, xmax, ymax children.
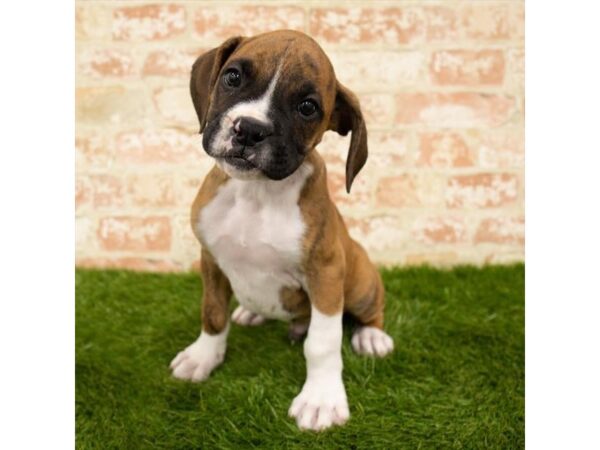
<box><xmin>75</xmin><ymin>1</ymin><xmax>525</xmax><ymax>272</ymax></box>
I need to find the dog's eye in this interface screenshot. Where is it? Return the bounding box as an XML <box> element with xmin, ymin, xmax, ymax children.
<box><xmin>298</xmin><ymin>99</ymin><xmax>318</xmax><ymax>117</ymax></box>
<box><xmin>223</xmin><ymin>68</ymin><xmax>241</xmax><ymax>88</ymax></box>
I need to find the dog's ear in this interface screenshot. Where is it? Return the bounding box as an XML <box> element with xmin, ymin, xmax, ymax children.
<box><xmin>327</xmin><ymin>81</ymin><xmax>368</xmax><ymax>193</ymax></box>
<box><xmin>190</xmin><ymin>36</ymin><xmax>244</xmax><ymax>133</ymax></box>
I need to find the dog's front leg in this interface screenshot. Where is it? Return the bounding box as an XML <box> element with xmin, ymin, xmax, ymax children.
<box><xmin>170</xmin><ymin>249</ymin><xmax>232</xmax><ymax>382</ymax></box>
<box><xmin>288</xmin><ymin>262</ymin><xmax>349</xmax><ymax>431</ymax></box>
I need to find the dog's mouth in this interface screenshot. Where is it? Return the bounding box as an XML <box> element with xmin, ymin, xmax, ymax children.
<box><xmin>222</xmin><ymin>156</ymin><xmax>255</xmax><ymax>170</ymax></box>
<box><xmin>219</xmin><ymin>154</ymin><xmax>256</xmax><ymax>171</ymax></box>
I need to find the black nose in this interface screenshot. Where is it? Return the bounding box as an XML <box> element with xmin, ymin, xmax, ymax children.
<box><xmin>233</xmin><ymin>117</ymin><xmax>274</xmax><ymax>147</ymax></box>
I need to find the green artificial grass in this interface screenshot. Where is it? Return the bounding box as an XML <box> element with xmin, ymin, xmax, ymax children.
<box><xmin>76</xmin><ymin>264</ymin><xmax>524</xmax><ymax>449</ymax></box>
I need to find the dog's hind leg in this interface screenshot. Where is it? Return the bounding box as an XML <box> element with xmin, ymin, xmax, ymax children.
<box><xmin>344</xmin><ymin>243</ymin><xmax>394</xmax><ymax>357</ymax></box>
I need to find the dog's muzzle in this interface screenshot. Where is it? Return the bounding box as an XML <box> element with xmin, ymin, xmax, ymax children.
<box><xmin>233</xmin><ymin>117</ymin><xmax>274</xmax><ymax>147</ymax></box>
<box><xmin>219</xmin><ymin>116</ymin><xmax>274</xmax><ymax>171</ymax></box>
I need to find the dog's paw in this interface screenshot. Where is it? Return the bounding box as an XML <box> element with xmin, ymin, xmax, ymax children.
<box><xmin>170</xmin><ymin>336</ymin><xmax>226</xmax><ymax>382</ymax></box>
<box><xmin>351</xmin><ymin>326</ymin><xmax>394</xmax><ymax>357</ymax></box>
<box><xmin>288</xmin><ymin>377</ymin><xmax>349</xmax><ymax>431</ymax></box>
<box><xmin>231</xmin><ymin>305</ymin><xmax>266</xmax><ymax>326</ymax></box>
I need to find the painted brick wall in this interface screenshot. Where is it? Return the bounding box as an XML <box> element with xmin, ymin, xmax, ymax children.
<box><xmin>75</xmin><ymin>1</ymin><xmax>525</xmax><ymax>272</ymax></box>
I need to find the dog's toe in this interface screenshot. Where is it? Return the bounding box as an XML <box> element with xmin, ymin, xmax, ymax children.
<box><xmin>231</xmin><ymin>305</ymin><xmax>266</xmax><ymax>326</ymax></box>
<box><xmin>170</xmin><ymin>340</ymin><xmax>225</xmax><ymax>382</ymax></box>
<box><xmin>289</xmin><ymin>378</ymin><xmax>349</xmax><ymax>431</ymax></box>
<box><xmin>351</xmin><ymin>326</ymin><xmax>394</xmax><ymax>357</ymax></box>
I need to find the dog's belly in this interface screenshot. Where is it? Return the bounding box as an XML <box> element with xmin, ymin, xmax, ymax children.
<box><xmin>196</xmin><ymin>164</ymin><xmax>312</xmax><ymax>321</ymax></box>
<box><xmin>208</xmin><ymin>238</ymin><xmax>301</xmax><ymax>320</ymax></box>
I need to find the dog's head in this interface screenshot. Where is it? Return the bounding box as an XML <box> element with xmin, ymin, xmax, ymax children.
<box><xmin>190</xmin><ymin>30</ymin><xmax>367</xmax><ymax>192</ymax></box>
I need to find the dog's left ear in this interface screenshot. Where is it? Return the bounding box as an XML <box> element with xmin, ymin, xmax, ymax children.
<box><xmin>190</xmin><ymin>36</ymin><xmax>245</xmax><ymax>133</ymax></box>
<box><xmin>327</xmin><ymin>81</ymin><xmax>368</xmax><ymax>193</ymax></box>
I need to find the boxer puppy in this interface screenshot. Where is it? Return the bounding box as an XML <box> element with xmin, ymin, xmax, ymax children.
<box><xmin>170</xmin><ymin>30</ymin><xmax>394</xmax><ymax>431</ymax></box>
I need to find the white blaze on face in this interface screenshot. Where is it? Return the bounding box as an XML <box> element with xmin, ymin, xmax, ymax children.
<box><xmin>209</xmin><ymin>61</ymin><xmax>284</xmax><ymax>157</ymax></box>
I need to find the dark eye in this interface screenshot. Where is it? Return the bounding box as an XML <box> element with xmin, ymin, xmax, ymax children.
<box><xmin>223</xmin><ymin>68</ymin><xmax>241</xmax><ymax>88</ymax></box>
<box><xmin>298</xmin><ymin>99</ymin><xmax>318</xmax><ymax>117</ymax></box>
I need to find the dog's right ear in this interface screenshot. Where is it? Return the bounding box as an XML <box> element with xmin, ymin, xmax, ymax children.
<box><xmin>190</xmin><ymin>36</ymin><xmax>244</xmax><ymax>133</ymax></box>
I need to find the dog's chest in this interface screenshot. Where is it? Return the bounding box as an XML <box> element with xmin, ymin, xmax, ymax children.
<box><xmin>196</xmin><ymin>165</ymin><xmax>312</xmax><ymax>320</ymax></box>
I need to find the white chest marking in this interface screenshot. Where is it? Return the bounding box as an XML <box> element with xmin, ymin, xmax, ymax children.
<box><xmin>197</xmin><ymin>163</ymin><xmax>313</xmax><ymax>320</ymax></box>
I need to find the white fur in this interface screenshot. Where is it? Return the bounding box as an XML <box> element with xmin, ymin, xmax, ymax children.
<box><xmin>351</xmin><ymin>326</ymin><xmax>394</xmax><ymax>357</ymax></box>
<box><xmin>210</xmin><ymin>63</ymin><xmax>282</xmax><ymax>159</ymax></box>
<box><xmin>197</xmin><ymin>162</ymin><xmax>313</xmax><ymax>321</ymax></box>
<box><xmin>288</xmin><ymin>307</ymin><xmax>349</xmax><ymax>431</ymax></box>
<box><xmin>232</xmin><ymin>305</ymin><xmax>266</xmax><ymax>326</ymax></box>
<box><xmin>170</xmin><ymin>323</ymin><xmax>229</xmax><ymax>382</ymax></box>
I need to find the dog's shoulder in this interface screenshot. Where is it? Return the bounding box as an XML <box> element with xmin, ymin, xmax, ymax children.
<box><xmin>299</xmin><ymin>151</ymin><xmax>348</xmax><ymax>266</ymax></box>
<box><xmin>190</xmin><ymin>164</ymin><xmax>230</xmax><ymax>241</ymax></box>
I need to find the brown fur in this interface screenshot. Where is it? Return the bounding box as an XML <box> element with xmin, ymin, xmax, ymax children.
<box><xmin>298</xmin><ymin>152</ymin><xmax>385</xmax><ymax>327</ymax></box>
<box><xmin>188</xmin><ymin>30</ymin><xmax>385</xmax><ymax>334</ymax></box>
<box><xmin>198</xmin><ymin>248</ymin><xmax>232</xmax><ymax>334</ymax></box>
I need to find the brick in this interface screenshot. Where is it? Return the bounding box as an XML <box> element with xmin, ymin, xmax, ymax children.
<box><xmin>395</xmin><ymin>93</ymin><xmax>515</xmax><ymax>128</ymax></box>
<box><xmin>376</xmin><ymin>174</ymin><xmax>444</xmax><ymax>208</ymax></box>
<box><xmin>113</xmin><ymin>5</ymin><xmax>186</xmax><ymax>41</ymax></box>
<box><xmin>319</xmin><ymin>131</ymin><xmax>409</xmax><ymax>170</ymax></box>
<box><xmin>330</xmin><ymin>51</ymin><xmax>424</xmax><ymax>91</ymax></box>
<box><xmin>309</xmin><ymin>7</ymin><xmax>424</xmax><ymax>45</ymax></box>
<box><xmin>75</xmin><ymin>217</ymin><xmax>94</xmax><ymax>252</ymax></box>
<box><xmin>127</xmin><ymin>174</ymin><xmax>175</xmax><ymax>207</ymax></box>
<box><xmin>475</xmin><ymin>217</ymin><xmax>524</xmax><ymax>245</ymax></box>
<box><xmin>327</xmin><ymin>170</ymin><xmax>371</xmax><ymax>210</ymax></box>
<box><xmin>484</xmin><ymin>251</ymin><xmax>524</xmax><ymax>265</ymax></box>
<box><xmin>460</xmin><ymin>4</ymin><xmax>509</xmax><ymax>41</ymax></box>
<box><xmin>78</xmin><ymin>173</ymin><xmax>176</xmax><ymax>210</ymax></box>
<box><xmin>190</xmin><ymin>259</ymin><xmax>201</xmax><ymax>272</ymax></box>
<box><xmin>171</xmin><ymin>215</ymin><xmax>203</xmax><ymax>268</ymax></box>
<box><xmin>477</xmin><ymin>131</ymin><xmax>524</xmax><ymax>169</ymax></box>
<box><xmin>358</xmin><ymin>94</ymin><xmax>396</xmax><ymax>128</ymax></box>
<box><xmin>430</xmin><ymin>50</ymin><xmax>505</xmax><ymax>86</ymax></box>
<box><xmin>424</xmin><ymin>6</ymin><xmax>459</xmax><ymax>42</ymax></box>
<box><xmin>75</xmin><ymin>177</ymin><xmax>91</xmax><ymax>211</ymax></box>
<box><xmin>193</xmin><ymin>6</ymin><xmax>304</xmax><ymax>41</ymax></box>
<box><xmin>143</xmin><ymin>49</ymin><xmax>202</xmax><ymax>77</ymax></box>
<box><xmin>405</xmin><ymin>251</ymin><xmax>458</xmax><ymax>266</ymax></box>
<box><xmin>446</xmin><ymin>173</ymin><xmax>518</xmax><ymax>208</ymax></box>
<box><xmin>412</xmin><ymin>217</ymin><xmax>467</xmax><ymax>244</ymax></box>
<box><xmin>425</xmin><ymin>4</ymin><xmax>510</xmax><ymax>42</ymax></box>
<box><xmin>76</xmin><ymin>135</ymin><xmax>112</xmax><ymax>168</ymax></box>
<box><xmin>87</xmin><ymin>175</ymin><xmax>127</xmax><ymax>208</ymax></box>
<box><xmin>113</xmin><ymin>129</ymin><xmax>203</xmax><ymax>166</ymax></box>
<box><xmin>76</xmin><ymin>87</ymin><xmax>149</xmax><ymax>126</ymax></box>
<box><xmin>417</xmin><ymin>132</ymin><xmax>475</xmax><ymax>168</ymax></box>
<box><xmin>368</xmin><ymin>132</ymin><xmax>411</xmax><ymax>168</ymax></box>
<box><xmin>508</xmin><ymin>2</ymin><xmax>525</xmax><ymax>41</ymax></box>
<box><xmin>174</xmin><ymin>173</ymin><xmax>205</xmax><ymax>208</ymax></box>
<box><xmin>78</xmin><ymin>49</ymin><xmax>134</xmax><ymax>78</ymax></box>
<box><xmin>77</xmin><ymin>257</ymin><xmax>181</xmax><ymax>273</ymax></box>
<box><xmin>152</xmin><ymin>87</ymin><xmax>196</xmax><ymax>125</ymax></box>
<box><xmin>316</xmin><ymin>133</ymin><xmax>349</xmax><ymax>167</ymax></box>
<box><xmin>506</xmin><ymin>48</ymin><xmax>525</xmax><ymax>92</ymax></box>
<box><xmin>345</xmin><ymin>215</ymin><xmax>407</xmax><ymax>253</ymax></box>
<box><xmin>76</xmin><ymin>4</ymin><xmax>111</xmax><ymax>40</ymax></box>
<box><xmin>98</xmin><ymin>216</ymin><xmax>171</xmax><ymax>251</ymax></box>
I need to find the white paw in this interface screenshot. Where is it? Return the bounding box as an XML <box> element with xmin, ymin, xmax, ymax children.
<box><xmin>170</xmin><ymin>331</ymin><xmax>227</xmax><ymax>382</ymax></box>
<box><xmin>288</xmin><ymin>377</ymin><xmax>349</xmax><ymax>431</ymax></box>
<box><xmin>231</xmin><ymin>305</ymin><xmax>266</xmax><ymax>326</ymax></box>
<box><xmin>351</xmin><ymin>326</ymin><xmax>394</xmax><ymax>357</ymax></box>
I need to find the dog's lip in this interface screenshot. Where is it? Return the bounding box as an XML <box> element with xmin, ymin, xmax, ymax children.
<box><xmin>219</xmin><ymin>154</ymin><xmax>256</xmax><ymax>170</ymax></box>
